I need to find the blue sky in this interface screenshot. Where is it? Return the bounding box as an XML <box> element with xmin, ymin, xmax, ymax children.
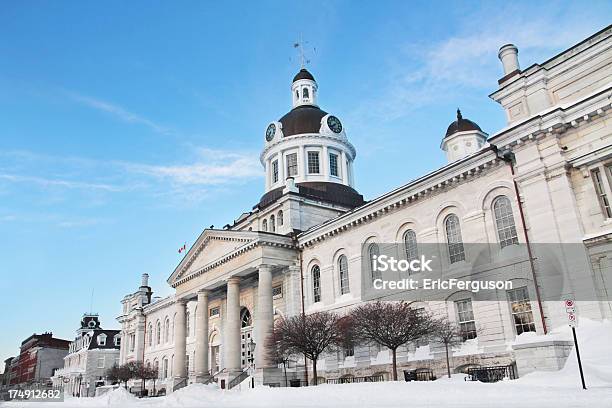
<box><xmin>1</xmin><ymin>1</ymin><xmax>611</xmax><ymax>364</ymax></box>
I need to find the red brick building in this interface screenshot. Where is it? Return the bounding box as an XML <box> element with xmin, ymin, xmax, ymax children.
<box><xmin>11</xmin><ymin>332</ymin><xmax>70</xmax><ymax>386</ymax></box>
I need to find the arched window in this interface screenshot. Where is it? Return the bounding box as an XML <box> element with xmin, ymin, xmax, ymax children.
<box><xmin>445</xmin><ymin>214</ymin><xmax>465</xmax><ymax>264</ymax></box>
<box><xmin>303</xmin><ymin>87</ymin><xmax>309</xmax><ymax>99</ymax></box>
<box><xmin>312</xmin><ymin>265</ymin><xmax>321</xmax><ymax>303</ymax></box>
<box><xmin>164</xmin><ymin>318</ymin><xmax>170</xmax><ymax>343</ymax></box>
<box><xmin>185</xmin><ymin>311</ymin><xmax>190</xmax><ymax>336</ymax></box>
<box><xmin>270</xmin><ymin>215</ymin><xmax>276</xmax><ymax>232</ymax></box>
<box><xmin>295</xmin><ymin>90</ymin><xmax>299</xmax><ymax>100</ymax></box>
<box><xmin>368</xmin><ymin>243</ymin><xmax>381</xmax><ymax>282</ymax></box>
<box><xmin>240</xmin><ymin>307</ymin><xmax>252</xmax><ymax>328</ymax></box>
<box><xmin>278</xmin><ymin>210</ymin><xmax>284</xmax><ymax>226</ymax></box>
<box><xmin>262</xmin><ymin>219</ymin><xmax>268</xmax><ymax>232</ymax></box>
<box><xmin>403</xmin><ymin>230</ymin><xmax>418</xmax><ymax>263</ymax></box>
<box><xmin>156</xmin><ymin>321</ymin><xmax>161</xmax><ymax>345</ymax></box>
<box><xmin>338</xmin><ymin>255</ymin><xmax>350</xmax><ymax>294</ymax></box>
<box><xmin>148</xmin><ymin>323</ymin><xmax>153</xmax><ymax>346</ymax></box>
<box><xmin>162</xmin><ymin>357</ymin><xmax>168</xmax><ymax>379</ymax></box>
<box><xmin>493</xmin><ymin>196</ymin><xmax>519</xmax><ymax>248</ymax></box>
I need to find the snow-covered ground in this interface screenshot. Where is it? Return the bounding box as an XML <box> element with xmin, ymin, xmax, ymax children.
<box><xmin>4</xmin><ymin>320</ymin><xmax>611</xmax><ymax>408</ymax></box>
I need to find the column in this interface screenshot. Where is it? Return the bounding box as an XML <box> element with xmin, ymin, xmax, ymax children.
<box><xmin>278</xmin><ymin>150</ymin><xmax>285</xmax><ymax>182</ymax></box>
<box><xmin>322</xmin><ymin>145</ymin><xmax>329</xmax><ymax>180</ymax></box>
<box><xmin>255</xmin><ymin>265</ymin><xmax>274</xmax><ymax>368</ymax></box>
<box><xmin>341</xmin><ymin>150</ymin><xmax>348</xmax><ymax>185</ymax></box>
<box><xmin>224</xmin><ymin>277</ymin><xmax>241</xmax><ymax>373</ymax></box>
<box><xmin>172</xmin><ymin>299</ymin><xmax>187</xmax><ymax>383</ymax></box>
<box><xmin>195</xmin><ymin>290</ymin><xmax>210</xmax><ymax>381</ymax></box>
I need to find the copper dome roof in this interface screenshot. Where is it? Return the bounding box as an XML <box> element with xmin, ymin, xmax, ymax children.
<box><xmin>279</xmin><ymin>105</ymin><xmax>327</xmax><ymax>137</ymax></box>
<box><xmin>293</xmin><ymin>68</ymin><xmax>315</xmax><ymax>82</ymax></box>
<box><xmin>445</xmin><ymin>109</ymin><xmax>482</xmax><ymax>138</ymax></box>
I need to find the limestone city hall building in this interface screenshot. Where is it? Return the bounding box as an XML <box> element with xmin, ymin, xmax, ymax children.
<box><xmin>117</xmin><ymin>26</ymin><xmax>612</xmax><ymax>391</ymax></box>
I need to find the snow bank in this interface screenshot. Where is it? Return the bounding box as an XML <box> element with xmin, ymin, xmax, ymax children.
<box><xmin>517</xmin><ymin>319</ymin><xmax>612</xmax><ymax>388</ymax></box>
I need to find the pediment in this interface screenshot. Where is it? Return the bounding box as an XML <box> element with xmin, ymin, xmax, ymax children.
<box><xmin>167</xmin><ymin>229</ymin><xmax>258</xmax><ymax>286</ymax></box>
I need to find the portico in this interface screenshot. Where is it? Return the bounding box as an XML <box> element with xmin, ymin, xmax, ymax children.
<box><xmin>168</xmin><ymin>229</ymin><xmax>298</xmax><ymax>389</ymax></box>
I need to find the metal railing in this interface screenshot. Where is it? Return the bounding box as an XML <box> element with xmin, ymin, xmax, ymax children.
<box><xmin>227</xmin><ymin>370</ymin><xmax>249</xmax><ymax>389</ymax></box>
<box><xmin>172</xmin><ymin>378</ymin><xmax>188</xmax><ymax>392</ymax></box>
<box><xmin>466</xmin><ymin>365</ymin><xmax>516</xmax><ymax>383</ymax></box>
<box><xmin>326</xmin><ymin>374</ymin><xmax>385</xmax><ymax>384</ymax></box>
<box><xmin>404</xmin><ymin>369</ymin><xmax>436</xmax><ymax>382</ymax></box>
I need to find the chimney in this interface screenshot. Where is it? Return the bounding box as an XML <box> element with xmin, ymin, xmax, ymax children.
<box><xmin>283</xmin><ymin>176</ymin><xmax>298</xmax><ymax>194</ymax></box>
<box><xmin>141</xmin><ymin>273</ymin><xmax>149</xmax><ymax>287</ymax></box>
<box><xmin>498</xmin><ymin>44</ymin><xmax>520</xmax><ymax>76</ymax></box>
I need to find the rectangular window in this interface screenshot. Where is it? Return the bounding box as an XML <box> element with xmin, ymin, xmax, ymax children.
<box><xmin>329</xmin><ymin>153</ymin><xmax>339</xmax><ymax>177</ymax></box>
<box><xmin>272</xmin><ymin>285</ymin><xmax>283</xmax><ymax>299</ymax></box>
<box><xmin>286</xmin><ymin>153</ymin><xmax>298</xmax><ymax>177</ymax></box>
<box><xmin>507</xmin><ymin>287</ymin><xmax>536</xmax><ymax>335</ymax></box>
<box><xmin>593</xmin><ymin>168</ymin><xmax>612</xmax><ymax>218</ymax></box>
<box><xmin>209</xmin><ymin>307</ymin><xmax>220</xmax><ymax>318</ymax></box>
<box><xmin>308</xmin><ymin>151</ymin><xmax>320</xmax><ymax>174</ymax></box>
<box><xmin>97</xmin><ymin>358</ymin><xmax>105</xmax><ymax>369</ymax></box>
<box><xmin>455</xmin><ymin>299</ymin><xmax>477</xmax><ymax>340</ymax></box>
<box><xmin>272</xmin><ymin>160</ymin><xmax>279</xmax><ymax>183</ymax></box>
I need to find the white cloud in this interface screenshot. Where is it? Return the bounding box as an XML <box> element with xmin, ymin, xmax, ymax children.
<box><xmin>125</xmin><ymin>149</ymin><xmax>262</xmax><ymax>186</ymax></box>
<box><xmin>356</xmin><ymin>7</ymin><xmax>611</xmax><ymax>121</ymax></box>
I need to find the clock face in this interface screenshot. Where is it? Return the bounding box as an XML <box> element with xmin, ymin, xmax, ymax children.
<box><xmin>265</xmin><ymin>123</ymin><xmax>276</xmax><ymax>141</ymax></box>
<box><xmin>327</xmin><ymin>116</ymin><xmax>343</xmax><ymax>133</ymax></box>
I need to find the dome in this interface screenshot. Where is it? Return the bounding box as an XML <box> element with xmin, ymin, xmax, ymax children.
<box><xmin>445</xmin><ymin>109</ymin><xmax>482</xmax><ymax>137</ymax></box>
<box><xmin>279</xmin><ymin>105</ymin><xmax>328</xmax><ymax>137</ymax></box>
<box><xmin>293</xmin><ymin>68</ymin><xmax>315</xmax><ymax>82</ymax></box>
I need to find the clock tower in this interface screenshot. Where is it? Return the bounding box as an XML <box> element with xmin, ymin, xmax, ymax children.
<box><xmin>260</xmin><ymin>68</ymin><xmax>359</xmax><ymax>200</ymax></box>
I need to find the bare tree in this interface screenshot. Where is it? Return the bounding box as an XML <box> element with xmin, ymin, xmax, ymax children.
<box><xmin>106</xmin><ymin>364</ymin><xmax>131</xmax><ymax>389</ymax></box>
<box><xmin>131</xmin><ymin>361</ymin><xmax>158</xmax><ymax>396</ymax></box>
<box><xmin>350</xmin><ymin>301</ymin><xmax>434</xmax><ymax>380</ymax></box>
<box><xmin>268</xmin><ymin>330</ymin><xmax>296</xmax><ymax>387</ymax></box>
<box><xmin>431</xmin><ymin>318</ymin><xmax>463</xmax><ymax>378</ymax></box>
<box><xmin>271</xmin><ymin>312</ymin><xmax>344</xmax><ymax>385</ymax></box>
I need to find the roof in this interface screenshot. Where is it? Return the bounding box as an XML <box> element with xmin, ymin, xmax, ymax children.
<box><xmin>279</xmin><ymin>105</ymin><xmax>327</xmax><ymax>137</ymax></box>
<box><xmin>258</xmin><ymin>182</ymin><xmax>364</xmax><ymax>210</ymax></box>
<box><xmin>445</xmin><ymin>109</ymin><xmax>482</xmax><ymax>137</ymax></box>
<box><xmin>293</xmin><ymin>68</ymin><xmax>315</xmax><ymax>82</ymax></box>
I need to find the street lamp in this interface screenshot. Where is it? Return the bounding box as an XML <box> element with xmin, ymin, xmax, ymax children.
<box><xmin>247</xmin><ymin>339</ymin><xmax>256</xmax><ymax>388</ymax></box>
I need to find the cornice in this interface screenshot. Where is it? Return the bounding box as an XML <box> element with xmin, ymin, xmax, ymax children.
<box><xmin>297</xmin><ymin>148</ymin><xmax>503</xmax><ymax>248</ymax></box>
<box><xmin>489</xmin><ymin>84</ymin><xmax>612</xmax><ymax>153</ymax></box>
<box><xmin>260</xmin><ymin>133</ymin><xmax>356</xmax><ymax>163</ymax></box>
<box><xmin>171</xmin><ymin>235</ymin><xmax>295</xmax><ymax>288</ymax></box>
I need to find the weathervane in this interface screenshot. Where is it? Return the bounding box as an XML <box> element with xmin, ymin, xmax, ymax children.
<box><xmin>293</xmin><ymin>35</ymin><xmax>316</xmax><ymax>68</ymax></box>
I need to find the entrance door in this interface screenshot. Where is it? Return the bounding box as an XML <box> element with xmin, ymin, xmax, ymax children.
<box><xmin>240</xmin><ymin>307</ymin><xmax>253</xmax><ymax>369</ymax></box>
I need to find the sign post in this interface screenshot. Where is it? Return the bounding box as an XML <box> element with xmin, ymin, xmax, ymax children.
<box><xmin>564</xmin><ymin>299</ymin><xmax>586</xmax><ymax>390</ymax></box>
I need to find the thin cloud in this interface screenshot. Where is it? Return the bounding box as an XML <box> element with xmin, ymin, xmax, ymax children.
<box><xmin>0</xmin><ymin>173</ymin><xmax>122</xmax><ymax>192</ymax></box>
<box><xmin>67</xmin><ymin>92</ymin><xmax>176</xmax><ymax>136</ymax></box>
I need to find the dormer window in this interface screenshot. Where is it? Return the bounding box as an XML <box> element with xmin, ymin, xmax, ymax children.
<box><xmin>113</xmin><ymin>335</ymin><xmax>121</xmax><ymax>347</ymax></box>
<box><xmin>97</xmin><ymin>333</ymin><xmax>107</xmax><ymax>346</ymax></box>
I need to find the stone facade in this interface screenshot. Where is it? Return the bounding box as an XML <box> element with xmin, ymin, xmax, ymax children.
<box><xmin>118</xmin><ymin>26</ymin><xmax>612</xmax><ymax>391</ymax></box>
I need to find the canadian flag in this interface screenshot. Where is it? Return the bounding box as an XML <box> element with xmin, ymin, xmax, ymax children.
<box><xmin>178</xmin><ymin>243</ymin><xmax>186</xmax><ymax>254</ymax></box>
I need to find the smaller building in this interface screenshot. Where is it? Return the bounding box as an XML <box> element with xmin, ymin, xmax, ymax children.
<box><xmin>1</xmin><ymin>357</ymin><xmax>15</xmax><ymax>388</ymax></box>
<box><xmin>10</xmin><ymin>332</ymin><xmax>70</xmax><ymax>387</ymax></box>
<box><xmin>51</xmin><ymin>314</ymin><xmax>121</xmax><ymax>397</ymax></box>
